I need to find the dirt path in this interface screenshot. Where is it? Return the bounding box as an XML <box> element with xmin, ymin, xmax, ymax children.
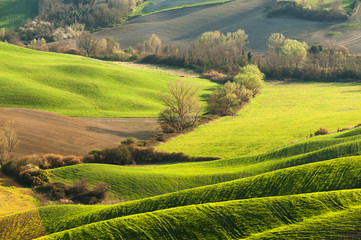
<box><xmin>0</xmin><ymin>108</ymin><xmax>160</xmax><ymax>157</ymax></box>
<box><xmin>113</xmin><ymin>61</ymin><xmax>201</xmax><ymax>78</ymax></box>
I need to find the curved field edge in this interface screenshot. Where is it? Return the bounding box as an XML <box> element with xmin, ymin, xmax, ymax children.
<box><xmin>0</xmin><ymin>42</ymin><xmax>218</xmax><ymax>117</ymax></box>
<box><xmin>3</xmin><ymin>154</ymin><xmax>361</xmax><ymax>238</ymax></box>
<box><xmin>156</xmin><ymin>81</ymin><xmax>361</xmax><ymax>158</ymax></box>
<box><xmin>37</xmin><ymin>190</ymin><xmax>361</xmax><ymax>239</ymax></box>
<box><xmin>48</xmin><ymin>127</ymin><xmax>361</xmax><ymax>200</ymax></box>
<box><xmin>134</xmin><ymin>0</ymin><xmax>233</xmax><ymax>16</ymax></box>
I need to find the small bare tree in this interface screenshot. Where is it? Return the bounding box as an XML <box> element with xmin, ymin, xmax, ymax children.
<box><xmin>76</xmin><ymin>32</ymin><xmax>98</xmax><ymax>57</ymax></box>
<box><xmin>159</xmin><ymin>80</ymin><xmax>202</xmax><ymax>133</ymax></box>
<box><xmin>0</xmin><ymin>121</ymin><xmax>19</xmax><ymax>166</ymax></box>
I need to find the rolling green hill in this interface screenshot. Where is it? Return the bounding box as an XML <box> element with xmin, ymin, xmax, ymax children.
<box><xmin>2</xmin><ymin>153</ymin><xmax>361</xmax><ymax>239</ymax></box>
<box><xmin>2</xmin><ymin>127</ymin><xmax>361</xmax><ymax>239</ymax></box>
<box><xmin>37</xmin><ymin>190</ymin><xmax>361</xmax><ymax>239</ymax></box>
<box><xmin>157</xmin><ymin>81</ymin><xmax>361</xmax><ymax>158</ymax></box>
<box><xmin>0</xmin><ymin>0</ymin><xmax>38</xmax><ymax>29</ymax></box>
<box><xmin>0</xmin><ymin>43</ymin><xmax>218</xmax><ymax>117</ymax></box>
<box><xmin>49</xmin><ymin>126</ymin><xmax>361</xmax><ymax>200</ymax></box>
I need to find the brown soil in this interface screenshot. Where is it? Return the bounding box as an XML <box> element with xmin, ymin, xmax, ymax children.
<box><xmin>0</xmin><ymin>108</ymin><xmax>160</xmax><ymax>157</ymax></box>
<box><xmin>88</xmin><ymin>0</ymin><xmax>361</xmax><ymax>54</ymax></box>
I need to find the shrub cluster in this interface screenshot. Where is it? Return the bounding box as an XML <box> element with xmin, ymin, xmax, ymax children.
<box><xmin>267</xmin><ymin>1</ymin><xmax>349</xmax><ymax>21</ymax></box>
<box><xmin>34</xmin><ymin>179</ymin><xmax>109</xmax><ymax>204</ymax></box>
<box><xmin>315</xmin><ymin>128</ymin><xmax>329</xmax><ymax>136</ymax></box>
<box><xmin>84</xmin><ymin>142</ymin><xmax>219</xmax><ymax>165</ymax></box>
<box><xmin>1</xmin><ymin>154</ymin><xmax>83</xmax><ymax>186</ymax></box>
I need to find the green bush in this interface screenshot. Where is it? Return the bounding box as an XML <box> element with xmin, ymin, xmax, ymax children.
<box><xmin>233</xmin><ymin>65</ymin><xmax>265</xmax><ymax>95</ymax></box>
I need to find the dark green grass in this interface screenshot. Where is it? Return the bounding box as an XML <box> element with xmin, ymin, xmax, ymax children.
<box><xmin>3</xmin><ymin>152</ymin><xmax>361</xmax><ymax>238</ymax></box>
<box><xmin>0</xmin><ymin>43</ymin><xmax>218</xmax><ymax>117</ymax></box>
<box><xmin>13</xmin><ymin>155</ymin><xmax>361</xmax><ymax>238</ymax></box>
<box><xmin>38</xmin><ymin>190</ymin><xmax>361</xmax><ymax>239</ymax></box>
<box><xmin>0</xmin><ymin>0</ymin><xmax>38</xmax><ymax>29</ymax></box>
<box><xmin>248</xmin><ymin>206</ymin><xmax>361</xmax><ymax>239</ymax></box>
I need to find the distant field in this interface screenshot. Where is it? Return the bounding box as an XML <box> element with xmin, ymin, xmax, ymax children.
<box><xmin>0</xmin><ymin>43</ymin><xmax>218</xmax><ymax>117</ymax></box>
<box><xmin>134</xmin><ymin>0</ymin><xmax>232</xmax><ymax>16</ymax></box>
<box><xmin>0</xmin><ymin>0</ymin><xmax>38</xmax><ymax>29</ymax></box>
<box><xmin>94</xmin><ymin>0</ymin><xmax>361</xmax><ymax>54</ymax></box>
<box><xmin>158</xmin><ymin>82</ymin><xmax>361</xmax><ymax>158</ymax></box>
<box><xmin>279</xmin><ymin>0</ymin><xmax>356</xmax><ymax>10</ymax></box>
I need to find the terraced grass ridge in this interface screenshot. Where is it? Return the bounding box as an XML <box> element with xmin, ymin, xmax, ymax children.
<box><xmin>0</xmin><ymin>0</ymin><xmax>38</xmax><ymax>29</ymax></box>
<box><xmin>49</xmin><ymin>126</ymin><xmax>361</xmax><ymax>200</ymax></box>
<box><xmin>2</xmin><ymin>124</ymin><xmax>361</xmax><ymax>239</ymax></box>
<box><xmin>0</xmin><ymin>43</ymin><xmax>218</xmax><ymax>117</ymax></box>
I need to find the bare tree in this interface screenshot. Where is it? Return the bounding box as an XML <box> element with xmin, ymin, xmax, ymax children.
<box><xmin>159</xmin><ymin>80</ymin><xmax>202</xmax><ymax>133</ymax></box>
<box><xmin>76</xmin><ymin>32</ymin><xmax>98</xmax><ymax>57</ymax></box>
<box><xmin>0</xmin><ymin>121</ymin><xmax>19</xmax><ymax>166</ymax></box>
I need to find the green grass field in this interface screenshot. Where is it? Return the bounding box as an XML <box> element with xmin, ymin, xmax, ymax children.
<box><xmin>0</xmin><ymin>0</ymin><xmax>38</xmax><ymax>29</ymax></box>
<box><xmin>157</xmin><ymin>81</ymin><xmax>361</xmax><ymax>158</ymax></box>
<box><xmin>49</xmin><ymin>126</ymin><xmax>361</xmax><ymax>200</ymax></box>
<box><xmin>0</xmin><ymin>43</ymin><xmax>218</xmax><ymax>117</ymax></box>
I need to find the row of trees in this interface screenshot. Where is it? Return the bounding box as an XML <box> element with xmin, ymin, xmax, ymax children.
<box><xmin>141</xmin><ymin>29</ymin><xmax>251</xmax><ymax>75</ymax></box>
<box><xmin>37</xmin><ymin>0</ymin><xmax>142</xmax><ymax>30</ymax></box>
<box><xmin>260</xmin><ymin>33</ymin><xmax>361</xmax><ymax>81</ymax></box>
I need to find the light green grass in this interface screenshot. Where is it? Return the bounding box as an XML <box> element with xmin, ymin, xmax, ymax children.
<box><xmin>134</xmin><ymin>0</ymin><xmax>232</xmax><ymax>16</ymax></box>
<box><xmin>0</xmin><ymin>0</ymin><xmax>38</xmax><ymax>29</ymax></box>
<box><xmin>0</xmin><ymin>43</ymin><xmax>218</xmax><ymax>117</ymax></box>
<box><xmin>279</xmin><ymin>0</ymin><xmax>355</xmax><ymax>10</ymax></box>
<box><xmin>157</xmin><ymin>82</ymin><xmax>361</xmax><ymax>158</ymax></box>
<box><xmin>37</xmin><ymin>190</ymin><xmax>361</xmax><ymax>239</ymax></box>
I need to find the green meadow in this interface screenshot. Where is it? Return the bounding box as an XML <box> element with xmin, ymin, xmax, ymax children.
<box><xmin>0</xmin><ymin>0</ymin><xmax>38</xmax><ymax>29</ymax></box>
<box><xmin>157</xmin><ymin>81</ymin><xmax>361</xmax><ymax>158</ymax></box>
<box><xmin>0</xmin><ymin>43</ymin><xmax>218</xmax><ymax>117</ymax></box>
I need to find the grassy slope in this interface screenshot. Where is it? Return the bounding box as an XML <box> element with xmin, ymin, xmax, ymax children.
<box><xmin>49</xmin><ymin>127</ymin><xmax>361</xmax><ymax>200</ymax></box>
<box><xmin>0</xmin><ymin>0</ymin><xmax>38</xmax><ymax>29</ymax></box>
<box><xmin>0</xmin><ymin>174</ymin><xmax>38</xmax><ymax>217</ymax></box>
<box><xmin>38</xmin><ymin>190</ymin><xmax>361</xmax><ymax>239</ymax></box>
<box><xmin>0</xmin><ymin>43</ymin><xmax>218</xmax><ymax>117</ymax></box>
<box><xmin>157</xmin><ymin>82</ymin><xmax>361</xmax><ymax>158</ymax></box>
